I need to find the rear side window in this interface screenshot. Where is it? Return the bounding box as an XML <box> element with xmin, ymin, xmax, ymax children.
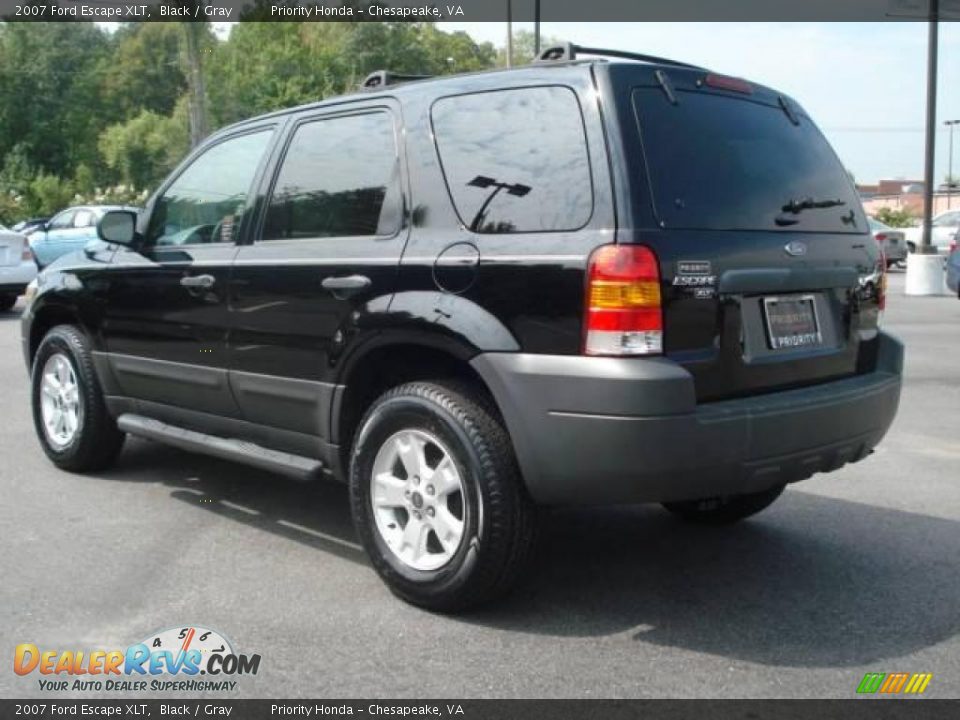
<box><xmin>633</xmin><ymin>88</ymin><xmax>863</xmax><ymax>233</ymax></box>
<box><xmin>431</xmin><ymin>86</ymin><xmax>593</xmax><ymax>233</ymax></box>
<box><xmin>262</xmin><ymin>111</ymin><xmax>402</xmax><ymax>241</ymax></box>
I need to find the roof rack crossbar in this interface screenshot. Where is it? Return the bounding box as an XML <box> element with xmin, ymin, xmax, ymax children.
<box><xmin>359</xmin><ymin>70</ymin><xmax>433</xmax><ymax>91</ymax></box>
<box><xmin>534</xmin><ymin>43</ymin><xmax>706</xmax><ymax>71</ymax></box>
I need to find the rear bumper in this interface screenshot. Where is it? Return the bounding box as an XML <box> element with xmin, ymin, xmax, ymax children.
<box><xmin>0</xmin><ymin>260</ymin><xmax>37</xmax><ymax>294</ymax></box>
<box><xmin>470</xmin><ymin>332</ymin><xmax>903</xmax><ymax>505</ymax></box>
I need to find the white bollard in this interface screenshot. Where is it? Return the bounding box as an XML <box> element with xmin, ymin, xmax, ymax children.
<box><xmin>904</xmin><ymin>252</ymin><xmax>946</xmax><ymax>296</ymax></box>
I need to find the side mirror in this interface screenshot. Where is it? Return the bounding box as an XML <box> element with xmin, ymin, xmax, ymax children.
<box><xmin>97</xmin><ymin>210</ymin><xmax>138</xmax><ymax>246</ymax></box>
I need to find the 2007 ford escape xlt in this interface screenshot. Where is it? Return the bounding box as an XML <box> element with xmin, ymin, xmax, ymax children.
<box><xmin>22</xmin><ymin>44</ymin><xmax>903</xmax><ymax>610</ymax></box>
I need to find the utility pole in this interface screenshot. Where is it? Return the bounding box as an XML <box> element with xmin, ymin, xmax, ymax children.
<box><xmin>947</xmin><ymin>119</ymin><xmax>959</xmax><ymax>209</ymax></box>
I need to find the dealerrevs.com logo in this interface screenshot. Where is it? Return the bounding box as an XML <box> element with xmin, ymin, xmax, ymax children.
<box><xmin>14</xmin><ymin>626</ymin><xmax>261</xmax><ymax>692</ymax></box>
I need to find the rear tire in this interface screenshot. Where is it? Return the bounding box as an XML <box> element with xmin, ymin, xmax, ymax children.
<box><xmin>349</xmin><ymin>381</ymin><xmax>537</xmax><ymax>611</ymax></box>
<box><xmin>0</xmin><ymin>294</ymin><xmax>17</xmax><ymax>312</ymax></box>
<box><xmin>663</xmin><ymin>485</ymin><xmax>785</xmax><ymax>525</ymax></box>
<box><xmin>31</xmin><ymin>325</ymin><xmax>125</xmax><ymax>472</ymax></box>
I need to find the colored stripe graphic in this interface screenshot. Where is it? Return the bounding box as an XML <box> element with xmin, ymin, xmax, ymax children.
<box><xmin>857</xmin><ymin>672</ymin><xmax>932</xmax><ymax>694</ymax></box>
<box><xmin>880</xmin><ymin>672</ymin><xmax>909</xmax><ymax>693</ymax></box>
<box><xmin>857</xmin><ymin>673</ymin><xmax>885</xmax><ymax>694</ymax></box>
<box><xmin>904</xmin><ymin>673</ymin><xmax>933</xmax><ymax>694</ymax></box>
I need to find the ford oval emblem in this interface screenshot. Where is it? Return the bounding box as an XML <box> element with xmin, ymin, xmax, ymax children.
<box><xmin>784</xmin><ymin>241</ymin><xmax>808</xmax><ymax>257</ymax></box>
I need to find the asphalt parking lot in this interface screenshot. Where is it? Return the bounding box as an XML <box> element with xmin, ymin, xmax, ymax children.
<box><xmin>1</xmin><ymin>269</ymin><xmax>958</xmax><ymax>700</ymax></box>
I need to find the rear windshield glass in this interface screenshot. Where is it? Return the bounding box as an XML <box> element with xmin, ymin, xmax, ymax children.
<box><xmin>633</xmin><ymin>88</ymin><xmax>864</xmax><ymax>233</ymax></box>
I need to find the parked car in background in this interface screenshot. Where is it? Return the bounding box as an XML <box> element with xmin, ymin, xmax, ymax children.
<box><xmin>903</xmin><ymin>209</ymin><xmax>960</xmax><ymax>254</ymax></box>
<box><xmin>28</xmin><ymin>206</ymin><xmax>138</xmax><ymax>269</ymax></box>
<box><xmin>947</xmin><ymin>241</ymin><xmax>960</xmax><ymax>298</ymax></box>
<box><xmin>11</xmin><ymin>217</ymin><xmax>50</xmax><ymax>236</ymax></box>
<box><xmin>0</xmin><ymin>224</ymin><xmax>38</xmax><ymax>312</ymax></box>
<box><xmin>868</xmin><ymin>217</ymin><xmax>907</xmax><ymax>267</ymax></box>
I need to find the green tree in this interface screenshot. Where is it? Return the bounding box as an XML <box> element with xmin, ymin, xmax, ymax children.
<box><xmin>499</xmin><ymin>30</ymin><xmax>565</xmax><ymax>66</ymax></box>
<box><xmin>874</xmin><ymin>207</ymin><xmax>916</xmax><ymax>228</ymax></box>
<box><xmin>99</xmin><ymin>23</ymin><xmax>186</xmax><ymax>119</ymax></box>
<box><xmin>0</xmin><ymin>23</ymin><xmax>112</xmax><ymax>178</ymax></box>
<box><xmin>206</xmin><ymin>22</ymin><xmax>497</xmax><ymax>128</ymax></box>
<box><xmin>98</xmin><ymin>103</ymin><xmax>189</xmax><ymax>192</ymax></box>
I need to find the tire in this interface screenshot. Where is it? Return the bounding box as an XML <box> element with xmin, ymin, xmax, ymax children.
<box><xmin>349</xmin><ymin>381</ymin><xmax>537</xmax><ymax>611</ymax></box>
<box><xmin>31</xmin><ymin>324</ymin><xmax>125</xmax><ymax>472</ymax></box>
<box><xmin>662</xmin><ymin>485</ymin><xmax>785</xmax><ymax>525</ymax></box>
<box><xmin>0</xmin><ymin>294</ymin><xmax>17</xmax><ymax>312</ymax></box>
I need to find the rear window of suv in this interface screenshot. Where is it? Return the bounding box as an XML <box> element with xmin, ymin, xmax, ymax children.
<box><xmin>633</xmin><ymin>88</ymin><xmax>863</xmax><ymax>233</ymax></box>
<box><xmin>431</xmin><ymin>86</ymin><xmax>593</xmax><ymax>234</ymax></box>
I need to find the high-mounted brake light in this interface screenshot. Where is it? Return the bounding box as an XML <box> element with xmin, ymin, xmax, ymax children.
<box><xmin>584</xmin><ymin>244</ymin><xmax>663</xmax><ymax>356</ymax></box>
<box><xmin>703</xmin><ymin>73</ymin><xmax>753</xmax><ymax>94</ymax></box>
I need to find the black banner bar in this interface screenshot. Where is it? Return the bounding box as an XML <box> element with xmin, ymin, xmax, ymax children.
<box><xmin>3</xmin><ymin>700</ymin><xmax>960</xmax><ymax>720</ymax></box>
<box><xmin>2</xmin><ymin>0</ymin><xmax>960</xmax><ymax>23</ymax></box>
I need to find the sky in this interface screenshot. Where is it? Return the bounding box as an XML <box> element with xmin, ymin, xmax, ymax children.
<box><xmin>443</xmin><ymin>22</ymin><xmax>960</xmax><ymax>184</ymax></box>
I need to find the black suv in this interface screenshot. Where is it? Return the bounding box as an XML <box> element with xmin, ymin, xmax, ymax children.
<box><xmin>22</xmin><ymin>45</ymin><xmax>903</xmax><ymax>610</ymax></box>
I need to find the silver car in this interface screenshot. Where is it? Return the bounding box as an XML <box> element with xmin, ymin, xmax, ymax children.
<box><xmin>0</xmin><ymin>224</ymin><xmax>39</xmax><ymax>312</ymax></box>
<box><xmin>868</xmin><ymin>217</ymin><xmax>908</xmax><ymax>267</ymax></box>
<box><xmin>902</xmin><ymin>209</ymin><xmax>960</xmax><ymax>255</ymax></box>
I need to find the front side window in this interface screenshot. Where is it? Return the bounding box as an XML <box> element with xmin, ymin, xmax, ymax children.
<box><xmin>73</xmin><ymin>210</ymin><xmax>95</xmax><ymax>228</ymax></box>
<box><xmin>262</xmin><ymin>111</ymin><xmax>401</xmax><ymax>241</ymax></box>
<box><xmin>431</xmin><ymin>86</ymin><xmax>593</xmax><ymax>234</ymax></box>
<box><xmin>49</xmin><ymin>211</ymin><xmax>76</xmax><ymax>230</ymax></box>
<box><xmin>147</xmin><ymin>129</ymin><xmax>273</xmax><ymax>247</ymax></box>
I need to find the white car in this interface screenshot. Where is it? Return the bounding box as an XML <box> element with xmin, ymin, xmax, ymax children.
<box><xmin>0</xmin><ymin>224</ymin><xmax>39</xmax><ymax>312</ymax></box>
<box><xmin>903</xmin><ymin>209</ymin><xmax>960</xmax><ymax>254</ymax></box>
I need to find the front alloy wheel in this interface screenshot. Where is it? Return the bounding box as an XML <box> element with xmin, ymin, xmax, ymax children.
<box><xmin>39</xmin><ymin>353</ymin><xmax>83</xmax><ymax>448</ymax></box>
<box><xmin>31</xmin><ymin>325</ymin><xmax>125</xmax><ymax>471</ymax></box>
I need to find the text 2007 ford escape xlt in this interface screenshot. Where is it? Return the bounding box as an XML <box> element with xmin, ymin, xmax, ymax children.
<box><xmin>22</xmin><ymin>44</ymin><xmax>903</xmax><ymax>610</ymax></box>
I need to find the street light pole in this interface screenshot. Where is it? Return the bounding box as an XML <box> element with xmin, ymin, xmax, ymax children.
<box><xmin>506</xmin><ymin>0</ymin><xmax>513</xmax><ymax>68</ymax></box>
<box><xmin>905</xmin><ymin>0</ymin><xmax>946</xmax><ymax>295</ymax></box>
<box><xmin>919</xmin><ymin>0</ymin><xmax>939</xmax><ymax>254</ymax></box>
<box><xmin>534</xmin><ymin>0</ymin><xmax>541</xmax><ymax>56</ymax></box>
<box><xmin>947</xmin><ymin>119</ymin><xmax>960</xmax><ymax>209</ymax></box>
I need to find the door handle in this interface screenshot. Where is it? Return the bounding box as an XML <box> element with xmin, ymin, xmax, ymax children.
<box><xmin>321</xmin><ymin>275</ymin><xmax>371</xmax><ymax>294</ymax></box>
<box><xmin>180</xmin><ymin>274</ymin><xmax>216</xmax><ymax>289</ymax></box>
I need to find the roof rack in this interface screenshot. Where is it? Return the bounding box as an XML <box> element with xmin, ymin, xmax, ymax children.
<box><xmin>359</xmin><ymin>70</ymin><xmax>433</xmax><ymax>91</ymax></box>
<box><xmin>534</xmin><ymin>42</ymin><xmax>706</xmax><ymax>71</ymax></box>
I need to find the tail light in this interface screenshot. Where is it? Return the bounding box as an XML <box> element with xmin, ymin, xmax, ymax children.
<box><xmin>22</xmin><ymin>244</ymin><xmax>34</xmax><ymax>262</ymax></box>
<box><xmin>875</xmin><ymin>233</ymin><xmax>887</xmax><ymax>243</ymax></box>
<box><xmin>950</xmin><ymin>241</ymin><xmax>958</xmax><ymax>255</ymax></box>
<box><xmin>584</xmin><ymin>244</ymin><xmax>662</xmax><ymax>356</ymax></box>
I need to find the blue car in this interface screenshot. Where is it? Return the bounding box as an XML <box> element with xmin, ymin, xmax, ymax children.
<box><xmin>947</xmin><ymin>241</ymin><xmax>960</xmax><ymax>298</ymax></box>
<box><xmin>28</xmin><ymin>206</ymin><xmax>137</xmax><ymax>269</ymax></box>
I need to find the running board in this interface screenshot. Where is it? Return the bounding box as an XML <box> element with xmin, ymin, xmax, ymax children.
<box><xmin>116</xmin><ymin>414</ymin><xmax>324</xmax><ymax>481</ymax></box>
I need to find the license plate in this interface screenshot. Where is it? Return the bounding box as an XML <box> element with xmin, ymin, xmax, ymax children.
<box><xmin>763</xmin><ymin>295</ymin><xmax>822</xmax><ymax>350</ymax></box>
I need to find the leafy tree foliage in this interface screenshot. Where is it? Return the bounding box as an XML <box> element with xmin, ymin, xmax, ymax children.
<box><xmin>874</xmin><ymin>207</ymin><xmax>917</xmax><ymax>228</ymax></box>
<box><xmin>0</xmin><ymin>20</ymin><xmax>498</xmax><ymax>224</ymax></box>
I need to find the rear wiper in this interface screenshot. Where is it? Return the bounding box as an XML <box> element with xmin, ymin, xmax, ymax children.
<box><xmin>780</xmin><ymin>197</ymin><xmax>846</xmax><ymax>214</ymax></box>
